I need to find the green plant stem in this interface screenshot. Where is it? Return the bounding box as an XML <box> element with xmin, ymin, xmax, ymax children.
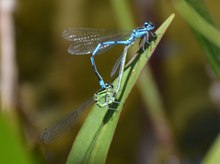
<box><xmin>173</xmin><ymin>0</ymin><xmax>220</xmax><ymax>78</ymax></box>
<box><xmin>174</xmin><ymin>0</ymin><xmax>220</xmax><ymax>48</ymax></box>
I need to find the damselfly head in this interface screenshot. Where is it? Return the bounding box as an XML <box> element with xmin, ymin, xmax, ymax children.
<box><xmin>94</xmin><ymin>83</ymin><xmax>116</xmax><ymax>108</ymax></box>
<box><xmin>144</xmin><ymin>22</ymin><xmax>154</xmax><ymax>30</ymax></box>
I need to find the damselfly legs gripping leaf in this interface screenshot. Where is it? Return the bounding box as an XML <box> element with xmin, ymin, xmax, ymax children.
<box><xmin>63</xmin><ymin>22</ymin><xmax>155</xmax><ymax>97</ymax></box>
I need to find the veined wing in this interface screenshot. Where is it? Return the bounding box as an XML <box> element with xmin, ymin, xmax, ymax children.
<box><xmin>41</xmin><ymin>97</ymin><xmax>93</xmax><ymax>144</ymax></box>
<box><xmin>111</xmin><ymin>42</ymin><xmax>132</xmax><ymax>77</ymax></box>
<box><xmin>67</xmin><ymin>40</ymin><xmax>114</xmax><ymax>55</ymax></box>
<box><xmin>63</xmin><ymin>28</ymin><xmax>131</xmax><ymax>55</ymax></box>
<box><xmin>111</xmin><ymin>52</ymin><xmax>124</xmax><ymax>77</ymax></box>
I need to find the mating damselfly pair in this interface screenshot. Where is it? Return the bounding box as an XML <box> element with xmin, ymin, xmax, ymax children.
<box><xmin>41</xmin><ymin>21</ymin><xmax>155</xmax><ymax>143</ymax></box>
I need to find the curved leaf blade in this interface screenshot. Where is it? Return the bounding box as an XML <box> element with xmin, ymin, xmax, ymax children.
<box><xmin>66</xmin><ymin>14</ymin><xmax>175</xmax><ymax>164</ymax></box>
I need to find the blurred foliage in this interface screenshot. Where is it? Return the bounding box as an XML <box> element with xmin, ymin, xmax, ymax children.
<box><xmin>0</xmin><ymin>0</ymin><xmax>219</xmax><ymax>163</ymax></box>
<box><xmin>0</xmin><ymin>114</ymin><xmax>33</xmax><ymax>164</ymax></box>
<box><xmin>174</xmin><ymin>0</ymin><xmax>220</xmax><ymax>79</ymax></box>
<box><xmin>203</xmin><ymin>135</ymin><xmax>220</xmax><ymax>164</ymax></box>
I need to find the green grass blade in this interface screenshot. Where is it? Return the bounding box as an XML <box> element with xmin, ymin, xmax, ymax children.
<box><xmin>203</xmin><ymin>135</ymin><xmax>220</xmax><ymax>164</ymax></box>
<box><xmin>173</xmin><ymin>0</ymin><xmax>220</xmax><ymax>78</ymax></box>
<box><xmin>66</xmin><ymin>14</ymin><xmax>175</xmax><ymax>164</ymax></box>
<box><xmin>174</xmin><ymin>0</ymin><xmax>220</xmax><ymax>47</ymax></box>
<box><xmin>0</xmin><ymin>115</ymin><xmax>33</xmax><ymax>164</ymax></box>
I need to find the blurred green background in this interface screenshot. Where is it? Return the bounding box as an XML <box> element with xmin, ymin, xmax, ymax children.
<box><xmin>0</xmin><ymin>0</ymin><xmax>220</xmax><ymax>163</ymax></box>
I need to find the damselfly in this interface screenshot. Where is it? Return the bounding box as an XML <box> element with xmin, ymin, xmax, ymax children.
<box><xmin>41</xmin><ymin>84</ymin><xmax>116</xmax><ymax>144</ymax></box>
<box><xmin>63</xmin><ymin>22</ymin><xmax>155</xmax><ymax>93</ymax></box>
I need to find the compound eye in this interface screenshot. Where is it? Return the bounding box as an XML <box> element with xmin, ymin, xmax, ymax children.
<box><xmin>144</xmin><ymin>22</ymin><xmax>148</xmax><ymax>27</ymax></box>
<box><xmin>148</xmin><ymin>23</ymin><xmax>154</xmax><ymax>29</ymax></box>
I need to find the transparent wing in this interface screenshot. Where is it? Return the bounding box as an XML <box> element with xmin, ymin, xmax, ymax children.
<box><xmin>41</xmin><ymin>97</ymin><xmax>94</xmax><ymax>144</ymax></box>
<box><xmin>63</xmin><ymin>28</ymin><xmax>131</xmax><ymax>55</ymax></box>
<box><xmin>67</xmin><ymin>40</ymin><xmax>115</xmax><ymax>55</ymax></box>
<box><xmin>111</xmin><ymin>42</ymin><xmax>132</xmax><ymax>77</ymax></box>
<box><xmin>110</xmin><ymin>52</ymin><xmax>124</xmax><ymax>77</ymax></box>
